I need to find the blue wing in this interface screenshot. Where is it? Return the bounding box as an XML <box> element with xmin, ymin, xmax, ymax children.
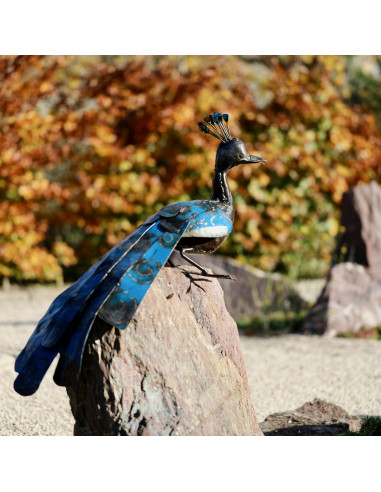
<box><xmin>14</xmin><ymin>221</ymin><xmax>157</xmax><ymax>396</ymax></box>
<box><xmin>14</xmin><ymin>201</ymin><xmax>233</xmax><ymax>396</ymax></box>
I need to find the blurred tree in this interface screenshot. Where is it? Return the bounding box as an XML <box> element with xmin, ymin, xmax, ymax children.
<box><xmin>0</xmin><ymin>55</ymin><xmax>380</xmax><ymax>282</ymax></box>
<box><xmin>233</xmin><ymin>55</ymin><xmax>381</xmax><ymax>276</ymax></box>
<box><xmin>347</xmin><ymin>55</ymin><xmax>381</xmax><ymax>124</ymax></box>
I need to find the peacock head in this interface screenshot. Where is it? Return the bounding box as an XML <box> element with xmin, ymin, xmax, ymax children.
<box><xmin>198</xmin><ymin>112</ymin><xmax>266</xmax><ymax>173</ymax></box>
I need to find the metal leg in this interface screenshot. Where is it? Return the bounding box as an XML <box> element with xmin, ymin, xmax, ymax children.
<box><xmin>179</xmin><ymin>249</ymin><xmax>236</xmax><ymax>281</ymax></box>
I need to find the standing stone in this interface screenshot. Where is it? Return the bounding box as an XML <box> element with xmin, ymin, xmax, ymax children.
<box><xmin>332</xmin><ymin>180</ymin><xmax>381</xmax><ymax>281</ymax></box>
<box><xmin>304</xmin><ymin>181</ymin><xmax>381</xmax><ymax>336</ymax></box>
<box><xmin>303</xmin><ymin>262</ymin><xmax>381</xmax><ymax>336</ymax></box>
<box><xmin>66</xmin><ymin>266</ymin><xmax>262</xmax><ymax>436</ymax></box>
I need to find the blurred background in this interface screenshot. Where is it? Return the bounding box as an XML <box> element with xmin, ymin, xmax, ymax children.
<box><xmin>1</xmin><ymin>55</ymin><xmax>380</xmax><ymax>284</ymax></box>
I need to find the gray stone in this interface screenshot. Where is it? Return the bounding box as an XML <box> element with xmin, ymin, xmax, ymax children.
<box><xmin>260</xmin><ymin>398</ymin><xmax>362</xmax><ymax>436</ymax></box>
<box><xmin>66</xmin><ymin>266</ymin><xmax>262</xmax><ymax>436</ymax></box>
<box><xmin>171</xmin><ymin>252</ymin><xmax>307</xmax><ymax>321</ymax></box>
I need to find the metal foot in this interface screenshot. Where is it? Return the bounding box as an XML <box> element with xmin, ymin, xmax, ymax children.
<box><xmin>179</xmin><ymin>268</ymin><xmax>212</xmax><ymax>293</ymax></box>
<box><xmin>179</xmin><ymin>250</ymin><xmax>236</xmax><ymax>281</ymax></box>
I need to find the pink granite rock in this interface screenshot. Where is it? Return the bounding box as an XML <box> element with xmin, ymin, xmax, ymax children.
<box><xmin>66</xmin><ymin>266</ymin><xmax>262</xmax><ymax>436</ymax></box>
<box><xmin>333</xmin><ymin>180</ymin><xmax>381</xmax><ymax>281</ymax></box>
<box><xmin>304</xmin><ymin>181</ymin><xmax>381</xmax><ymax>336</ymax></box>
<box><xmin>303</xmin><ymin>262</ymin><xmax>381</xmax><ymax>336</ymax></box>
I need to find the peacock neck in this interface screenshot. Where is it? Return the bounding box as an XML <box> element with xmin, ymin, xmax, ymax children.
<box><xmin>210</xmin><ymin>170</ymin><xmax>234</xmax><ymax>215</ymax></box>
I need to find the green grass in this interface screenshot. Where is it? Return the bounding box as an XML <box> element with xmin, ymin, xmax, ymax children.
<box><xmin>237</xmin><ymin>310</ymin><xmax>308</xmax><ymax>336</ymax></box>
<box><xmin>338</xmin><ymin>417</ymin><xmax>381</xmax><ymax>436</ymax></box>
<box><xmin>336</xmin><ymin>326</ymin><xmax>381</xmax><ymax>341</ymax></box>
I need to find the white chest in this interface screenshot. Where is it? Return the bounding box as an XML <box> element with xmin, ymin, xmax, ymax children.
<box><xmin>183</xmin><ymin>225</ymin><xmax>229</xmax><ymax>238</ymax></box>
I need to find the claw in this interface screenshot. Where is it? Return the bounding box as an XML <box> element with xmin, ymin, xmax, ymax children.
<box><xmin>180</xmin><ymin>269</ymin><xmax>211</xmax><ymax>293</ymax></box>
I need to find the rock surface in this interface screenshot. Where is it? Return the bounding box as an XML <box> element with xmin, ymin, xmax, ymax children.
<box><xmin>170</xmin><ymin>252</ymin><xmax>307</xmax><ymax>321</ymax></box>
<box><xmin>303</xmin><ymin>263</ymin><xmax>381</xmax><ymax>336</ymax></box>
<box><xmin>259</xmin><ymin>398</ymin><xmax>362</xmax><ymax>436</ymax></box>
<box><xmin>304</xmin><ymin>181</ymin><xmax>381</xmax><ymax>336</ymax></box>
<box><xmin>66</xmin><ymin>266</ymin><xmax>262</xmax><ymax>436</ymax></box>
<box><xmin>333</xmin><ymin>180</ymin><xmax>381</xmax><ymax>281</ymax></box>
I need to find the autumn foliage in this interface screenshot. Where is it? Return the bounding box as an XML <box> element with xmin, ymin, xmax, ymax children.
<box><xmin>0</xmin><ymin>55</ymin><xmax>380</xmax><ymax>282</ymax></box>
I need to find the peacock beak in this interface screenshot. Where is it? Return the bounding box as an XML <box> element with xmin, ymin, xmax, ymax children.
<box><xmin>240</xmin><ymin>154</ymin><xmax>267</xmax><ymax>165</ymax></box>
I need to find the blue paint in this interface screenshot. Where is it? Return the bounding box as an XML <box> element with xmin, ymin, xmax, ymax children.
<box><xmin>100</xmin><ymin>222</ymin><xmax>187</xmax><ymax>330</ymax></box>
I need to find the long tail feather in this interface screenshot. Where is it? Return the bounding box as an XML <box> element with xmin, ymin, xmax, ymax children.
<box><xmin>53</xmin><ymin>220</ymin><xmax>189</xmax><ymax>387</ymax></box>
<box><xmin>13</xmin><ymin>222</ymin><xmax>156</xmax><ymax>395</ymax></box>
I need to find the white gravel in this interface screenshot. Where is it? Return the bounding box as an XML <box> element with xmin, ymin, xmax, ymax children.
<box><xmin>1</xmin><ymin>285</ymin><xmax>380</xmax><ymax>435</ymax></box>
<box><xmin>0</xmin><ymin>285</ymin><xmax>74</xmax><ymax>436</ymax></box>
<box><xmin>241</xmin><ymin>334</ymin><xmax>381</xmax><ymax>422</ymax></box>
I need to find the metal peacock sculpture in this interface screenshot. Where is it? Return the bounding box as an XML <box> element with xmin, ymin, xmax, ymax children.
<box><xmin>14</xmin><ymin>112</ymin><xmax>266</xmax><ymax>396</ymax></box>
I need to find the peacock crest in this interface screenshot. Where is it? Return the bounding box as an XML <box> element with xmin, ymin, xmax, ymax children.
<box><xmin>198</xmin><ymin>112</ymin><xmax>232</xmax><ymax>143</ymax></box>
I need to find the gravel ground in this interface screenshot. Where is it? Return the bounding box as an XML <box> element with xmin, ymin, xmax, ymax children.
<box><xmin>1</xmin><ymin>285</ymin><xmax>380</xmax><ymax>435</ymax></box>
<box><xmin>241</xmin><ymin>334</ymin><xmax>381</xmax><ymax>422</ymax></box>
<box><xmin>0</xmin><ymin>286</ymin><xmax>74</xmax><ymax>436</ymax></box>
